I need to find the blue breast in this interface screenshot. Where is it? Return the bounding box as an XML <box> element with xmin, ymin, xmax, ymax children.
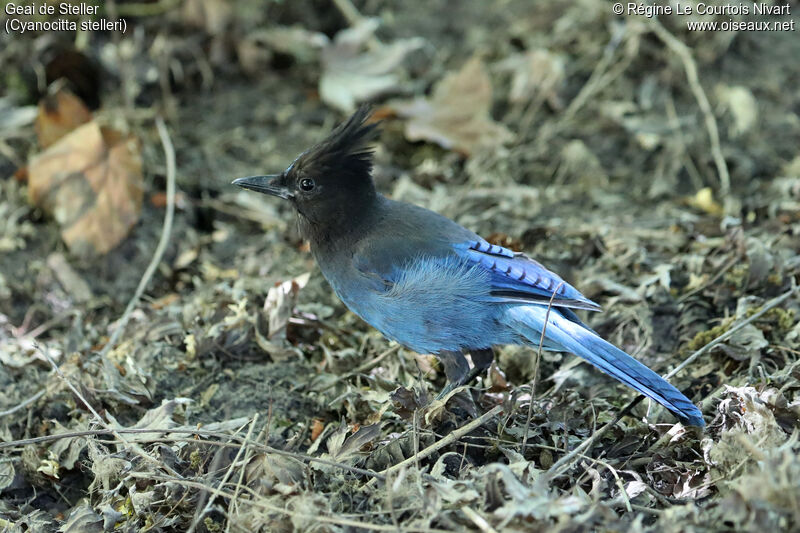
<box><xmin>322</xmin><ymin>254</ymin><xmax>515</xmax><ymax>354</ymax></box>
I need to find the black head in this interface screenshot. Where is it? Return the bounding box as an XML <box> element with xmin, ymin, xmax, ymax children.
<box><xmin>233</xmin><ymin>106</ymin><xmax>380</xmax><ymax>236</ymax></box>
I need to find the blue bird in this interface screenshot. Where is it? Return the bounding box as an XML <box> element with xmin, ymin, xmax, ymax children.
<box><xmin>233</xmin><ymin>107</ymin><xmax>704</xmax><ymax>427</ymax></box>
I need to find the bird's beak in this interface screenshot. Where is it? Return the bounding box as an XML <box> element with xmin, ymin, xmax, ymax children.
<box><xmin>232</xmin><ymin>175</ymin><xmax>292</xmax><ymax>200</ymax></box>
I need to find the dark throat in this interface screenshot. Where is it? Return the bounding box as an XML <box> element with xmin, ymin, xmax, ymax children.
<box><xmin>296</xmin><ymin>190</ymin><xmax>382</xmax><ymax>254</ymax></box>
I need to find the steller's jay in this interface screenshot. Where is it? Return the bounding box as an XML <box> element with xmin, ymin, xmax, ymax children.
<box><xmin>233</xmin><ymin>107</ymin><xmax>704</xmax><ymax>427</ymax></box>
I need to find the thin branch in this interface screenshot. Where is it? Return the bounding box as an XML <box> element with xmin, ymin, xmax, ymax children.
<box><xmin>541</xmin><ymin>284</ymin><xmax>798</xmax><ymax>481</ymax></box>
<box><xmin>99</xmin><ymin>117</ymin><xmax>177</xmax><ymax>386</ymax></box>
<box><xmin>460</xmin><ymin>505</ymin><xmax>498</xmax><ymax>533</ymax></box>
<box><xmin>378</xmin><ymin>405</ymin><xmax>503</xmax><ymax>479</ymax></box>
<box><xmin>331</xmin><ymin>0</ymin><xmax>364</xmax><ymax>26</ymax></box>
<box><xmin>226</xmin><ymin>416</ymin><xmax>260</xmax><ymax>533</ymax></box>
<box><xmin>649</xmin><ymin>18</ymin><xmax>731</xmax><ymax>196</ymax></box>
<box><xmin>36</xmin><ymin>344</ymin><xmax>182</xmax><ymax>478</ymax></box>
<box><xmin>0</xmin><ymin>389</ymin><xmax>46</xmax><ymax>418</ymax></box>
<box><xmin>190</xmin><ymin>416</ymin><xmax>258</xmax><ymax>533</ymax></box>
<box><xmin>128</xmin><ymin>473</ymin><xmax>450</xmax><ymax>532</ymax></box>
<box><xmin>522</xmin><ymin>281</ymin><xmax>564</xmax><ymax>451</ymax></box>
<box><xmin>0</xmin><ymin>427</ymin><xmax>385</xmax><ymax>481</ymax></box>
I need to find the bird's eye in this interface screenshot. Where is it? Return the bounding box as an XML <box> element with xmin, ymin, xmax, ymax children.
<box><xmin>299</xmin><ymin>178</ymin><xmax>315</xmax><ymax>192</ymax></box>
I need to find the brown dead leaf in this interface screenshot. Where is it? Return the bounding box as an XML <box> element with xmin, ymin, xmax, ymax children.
<box><xmin>324</xmin><ymin>421</ymin><xmax>381</xmax><ymax>463</ymax></box>
<box><xmin>264</xmin><ymin>272</ymin><xmax>311</xmax><ymax>339</ymax></box>
<box><xmin>392</xmin><ymin>56</ymin><xmax>514</xmax><ymax>155</ymax></box>
<box><xmin>150</xmin><ymin>190</ymin><xmax>186</xmax><ymax>208</ymax></box>
<box><xmin>28</xmin><ymin>121</ymin><xmax>143</xmax><ymax>256</ymax></box>
<box><xmin>320</xmin><ymin>18</ymin><xmax>423</xmax><ymax>112</ymax></box>
<box><xmin>34</xmin><ymin>88</ymin><xmax>92</xmax><ymax>148</ymax></box>
<box><xmin>254</xmin><ymin>272</ymin><xmax>310</xmax><ymax>360</ymax></box>
<box><xmin>13</xmin><ymin>165</ymin><xmax>29</xmax><ymax>183</ymax></box>
<box><xmin>390</xmin><ymin>386</ymin><xmax>425</xmax><ymax>420</ymax></box>
<box><xmin>310</xmin><ymin>418</ymin><xmax>325</xmax><ymax>442</ymax></box>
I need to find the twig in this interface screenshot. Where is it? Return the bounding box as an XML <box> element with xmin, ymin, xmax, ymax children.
<box><xmin>630</xmin><ymin>504</ymin><xmax>664</xmax><ymax>516</ymax></box>
<box><xmin>190</xmin><ymin>416</ymin><xmax>258</xmax><ymax>533</ymax></box>
<box><xmin>378</xmin><ymin>405</ymin><xmax>503</xmax><ymax>479</ymax></box>
<box><xmin>12</xmin><ymin>308</ymin><xmax>79</xmax><ymax>340</ymax></box>
<box><xmin>665</xmin><ymin>283</ymin><xmax>798</xmax><ymax>380</ymax></box>
<box><xmin>677</xmin><ymin>254</ymin><xmax>739</xmax><ymax>303</ymax></box>
<box><xmin>331</xmin><ymin>0</ymin><xmax>364</xmax><ymax>26</ymax></box>
<box><xmin>522</xmin><ymin>282</ymin><xmax>564</xmax><ymax>451</ymax></box>
<box><xmin>649</xmin><ymin>19</ymin><xmax>731</xmax><ymax>196</ymax></box>
<box><xmin>460</xmin><ymin>505</ymin><xmax>498</xmax><ymax>533</ymax></box>
<box><xmin>0</xmin><ymin>427</ymin><xmax>384</xmax><ymax>480</ymax></box>
<box><xmin>36</xmin><ymin>344</ymin><xmax>182</xmax><ymax>478</ymax></box>
<box><xmin>99</xmin><ymin>117</ymin><xmax>176</xmax><ymax>387</ymax></box>
<box><xmin>563</xmin><ymin>25</ymin><xmax>627</xmax><ymax>122</ymax></box>
<box><xmin>353</xmin><ymin>344</ymin><xmax>402</xmax><ymax>375</ymax></box>
<box><xmin>226</xmin><ymin>416</ymin><xmax>260</xmax><ymax>533</ymax></box>
<box><xmin>541</xmin><ymin>283</ymin><xmax>798</xmax><ymax>482</ymax></box>
<box><xmin>0</xmin><ymin>389</ymin><xmax>46</xmax><ymax>418</ymax></box>
<box><xmin>129</xmin><ymin>473</ymin><xmax>450</xmax><ymax>532</ymax></box>
<box><xmin>318</xmin><ymin>344</ymin><xmax>402</xmax><ymax>392</ymax></box>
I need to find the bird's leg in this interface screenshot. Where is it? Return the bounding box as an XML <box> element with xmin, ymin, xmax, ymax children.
<box><xmin>463</xmin><ymin>348</ymin><xmax>495</xmax><ymax>385</ymax></box>
<box><xmin>436</xmin><ymin>350</ymin><xmax>469</xmax><ymax>399</ymax></box>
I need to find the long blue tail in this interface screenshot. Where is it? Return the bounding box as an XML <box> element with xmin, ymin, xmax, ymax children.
<box><xmin>505</xmin><ymin>306</ymin><xmax>704</xmax><ymax>426</ymax></box>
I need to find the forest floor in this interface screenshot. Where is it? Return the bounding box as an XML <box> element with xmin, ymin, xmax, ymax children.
<box><xmin>1</xmin><ymin>1</ymin><xmax>799</xmax><ymax>531</ymax></box>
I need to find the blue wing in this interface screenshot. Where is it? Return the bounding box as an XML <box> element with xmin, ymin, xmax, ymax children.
<box><xmin>455</xmin><ymin>239</ymin><xmax>601</xmax><ymax>312</ymax></box>
<box><xmin>349</xmin><ymin>199</ymin><xmax>598</xmax><ymax>312</ymax></box>
<box><xmin>353</xmin><ymin>234</ymin><xmax>599</xmax><ymax>312</ymax></box>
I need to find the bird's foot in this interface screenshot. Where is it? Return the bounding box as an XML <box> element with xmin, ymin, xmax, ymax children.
<box><xmin>463</xmin><ymin>366</ymin><xmax>486</xmax><ymax>387</ymax></box>
<box><xmin>436</xmin><ymin>367</ymin><xmax>488</xmax><ymax>400</ymax></box>
<box><xmin>436</xmin><ymin>381</ymin><xmax>460</xmax><ymax>401</ymax></box>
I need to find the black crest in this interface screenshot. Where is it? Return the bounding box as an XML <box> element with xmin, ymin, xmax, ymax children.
<box><xmin>291</xmin><ymin>106</ymin><xmax>379</xmax><ymax>182</ymax></box>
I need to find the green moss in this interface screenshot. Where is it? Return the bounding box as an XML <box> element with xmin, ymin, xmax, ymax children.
<box><xmin>685</xmin><ymin>318</ymin><xmax>734</xmax><ymax>352</ymax></box>
<box><xmin>755</xmin><ymin>307</ymin><xmax>796</xmax><ymax>331</ymax></box>
<box><xmin>723</xmin><ymin>263</ymin><xmax>750</xmax><ymax>288</ymax></box>
<box><xmin>743</xmin><ymin>306</ymin><xmax>794</xmax><ymax>330</ymax></box>
<box><xmin>767</xmin><ymin>273</ymin><xmax>783</xmax><ymax>285</ymax></box>
<box><xmin>189</xmin><ymin>449</ymin><xmax>202</xmax><ymax>470</ymax></box>
<box><xmin>204</xmin><ymin>517</ymin><xmax>222</xmax><ymax>532</ymax></box>
<box><xmin>686</xmin><ymin>307</ymin><xmax>795</xmax><ymax>354</ymax></box>
<box><xmin>776</xmin><ymin>308</ymin><xmax>796</xmax><ymax>331</ymax></box>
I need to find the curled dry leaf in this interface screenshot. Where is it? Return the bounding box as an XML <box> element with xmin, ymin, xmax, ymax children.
<box><xmin>265</xmin><ymin>272</ymin><xmax>311</xmax><ymax>339</ymax></box>
<box><xmin>324</xmin><ymin>421</ymin><xmax>381</xmax><ymax>463</ymax></box>
<box><xmin>390</xmin><ymin>385</ymin><xmax>425</xmax><ymax>420</ymax></box>
<box><xmin>238</xmin><ymin>25</ymin><xmax>328</xmax><ymax>75</ymax></box>
<box><xmin>320</xmin><ymin>18</ymin><xmax>424</xmax><ymax>113</ymax></box>
<box><xmin>58</xmin><ymin>505</ymin><xmax>103</xmax><ymax>533</ymax></box>
<box><xmin>28</xmin><ymin>121</ymin><xmax>143</xmax><ymax>257</ymax></box>
<box><xmin>310</xmin><ymin>418</ymin><xmax>325</xmax><ymax>442</ymax></box>
<box><xmin>392</xmin><ymin>56</ymin><xmax>514</xmax><ymax>155</ymax></box>
<box><xmin>500</xmin><ymin>48</ymin><xmax>566</xmax><ymax>107</ymax></box>
<box><xmin>255</xmin><ymin>272</ymin><xmax>310</xmax><ymax>360</ymax></box>
<box><xmin>245</xmin><ymin>452</ymin><xmax>306</xmax><ymax>496</ymax></box>
<box><xmin>715</xmin><ymin>84</ymin><xmax>758</xmax><ymax>137</ymax></box>
<box><xmin>712</xmin><ymin>323</ymin><xmax>768</xmax><ymax>361</ymax></box>
<box><xmin>34</xmin><ymin>88</ymin><xmax>92</xmax><ymax>149</ymax></box>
